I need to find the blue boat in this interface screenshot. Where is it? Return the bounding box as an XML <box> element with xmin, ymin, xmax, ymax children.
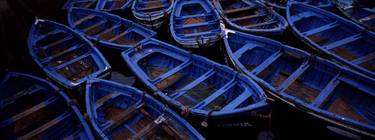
<box><xmin>0</xmin><ymin>72</ymin><xmax>95</xmax><ymax>140</ymax></box>
<box><xmin>96</xmin><ymin>0</ymin><xmax>134</xmax><ymax>11</ymax></box>
<box><xmin>260</xmin><ymin>0</ymin><xmax>333</xmax><ymax>10</ymax></box>
<box><xmin>287</xmin><ymin>2</ymin><xmax>375</xmax><ymax>79</ymax></box>
<box><xmin>86</xmin><ymin>78</ymin><xmax>205</xmax><ymax>139</ymax></box>
<box><xmin>63</xmin><ymin>0</ymin><xmax>98</xmax><ymax>9</ymax></box>
<box><xmin>132</xmin><ymin>0</ymin><xmax>174</xmax><ymax>28</ymax></box>
<box><xmin>28</xmin><ymin>19</ymin><xmax>111</xmax><ymax>89</ymax></box>
<box><xmin>121</xmin><ymin>38</ymin><xmax>268</xmax><ymax>119</ymax></box>
<box><xmin>223</xmin><ymin>30</ymin><xmax>375</xmax><ymax>138</ymax></box>
<box><xmin>213</xmin><ymin>0</ymin><xmax>288</xmax><ymax>36</ymax></box>
<box><xmin>68</xmin><ymin>8</ymin><xmax>156</xmax><ymax>50</ymax></box>
<box><xmin>333</xmin><ymin>0</ymin><xmax>375</xmax><ymax>31</ymax></box>
<box><xmin>170</xmin><ymin>0</ymin><xmax>224</xmax><ymax>48</ymax></box>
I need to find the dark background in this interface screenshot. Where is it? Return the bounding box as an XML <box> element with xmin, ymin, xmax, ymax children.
<box><xmin>0</xmin><ymin>0</ymin><xmax>368</xmax><ymax>139</ymax></box>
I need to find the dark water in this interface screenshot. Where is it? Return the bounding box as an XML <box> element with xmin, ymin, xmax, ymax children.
<box><xmin>0</xmin><ymin>0</ymin><xmax>370</xmax><ymax>139</ymax></box>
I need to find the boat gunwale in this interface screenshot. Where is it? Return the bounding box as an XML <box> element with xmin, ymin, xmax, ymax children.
<box><xmin>286</xmin><ymin>2</ymin><xmax>375</xmax><ymax>79</ymax></box>
<box><xmin>121</xmin><ymin>38</ymin><xmax>268</xmax><ymax>117</ymax></box>
<box><xmin>170</xmin><ymin>0</ymin><xmax>225</xmax><ymax>48</ymax></box>
<box><xmin>213</xmin><ymin>0</ymin><xmax>288</xmax><ymax>36</ymax></box>
<box><xmin>85</xmin><ymin>78</ymin><xmax>205</xmax><ymax>140</ymax></box>
<box><xmin>223</xmin><ymin>29</ymin><xmax>375</xmax><ymax>137</ymax></box>
<box><xmin>28</xmin><ymin>19</ymin><xmax>111</xmax><ymax>89</ymax></box>
<box><xmin>68</xmin><ymin>7</ymin><xmax>157</xmax><ymax>50</ymax></box>
<box><xmin>95</xmin><ymin>0</ymin><xmax>135</xmax><ymax>11</ymax></box>
<box><xmin>0</xmin><ymin>72</ymin><xmax>95</xmax><ymax>140</ymax></box>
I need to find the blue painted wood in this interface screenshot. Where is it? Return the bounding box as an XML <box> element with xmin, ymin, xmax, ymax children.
<box><xmin>333</xmin><ymin>0</ymin><xmax>375</xmax><ymax>31</ymax></box>
<box><xmin>170</xmin><ymin>0</ymin><xmax>224</xmax><ymax>48</ymax></box>
<box><xmin>311</xmin><ymin>74</ymin><xmax>341</xmax><ymax>107</ymax></box>
<box><xmin>259</xmin><ymin>0</ymin><xmax>333</xmax><ymax>10</ymax></box>
<box><xmin>322</xmin><ymin>34</ymin><xmax>361</xmax><ymax>50</ymax></box>
<box><xmin>193</xmin><ymin>80</ymin><xmax>236</xmax><ymax>109</ymax></box>
<box><xmin>221</xmin><ymin>92</ymin><xmax>252</xmax><ymax>111</ymax></box>
<box><xmin>300</xmin><ymin>22</ymin><xmax>338</xmax><ymax>36</ymax></box>
<box><xmin>122</xmin><ymin>38</ymin><xmax>268</xmax><ymax>118</ymax></box>
<box><xmin>68</xmin><ymin>8</ymin><xmax>157</xmax><ymax>50</ymax></box>
<box><xmin>96</xmin><ymin>0</ymin><xmax>134</xmax><ymax>11</ymax></box>
<box><xmin>28</xmin><ymin>19</ymin><xmax>111</xmax><ymax>89</ymax></box>
<box><xmin>251</xmin><ymin>51</ymin><xmax>282</xmax><ymax>75</ymax></box>
<box><xmin>287</xmin><ymin>2</ymin><xmax>375</xmax><ymax>79</ymax></box>
<box><xmin>276</xmin><ymin>62</ymin><xmax>310</xmax><ymax>91</ymax></box>
<box><xmin>224</xmin><ymin>30</ymin><xmax>375</xmax><ymax>137</ymax></box>
<box><xmin>132</xmin><ymin>0</ymin><xmax>174</xmax><ymax>28</ymax></box>
<box><xmin>86</xmin><ymin>78</ymin><xmax>204</xmax><ymax>140</ymax></box>
<box><xmin>0</xmin><ymin>72</ymin><xmax>94</xmax><ymax>140</ymax></box>
<box><xmin>213</xmin><ymin>0</ymin><xmax>287</xmax><ymax>36</ymax></box>
<box><xmin>292</xmin><ymin>0</ymin><xmax>333</xmax><ymax>9</ymax></box>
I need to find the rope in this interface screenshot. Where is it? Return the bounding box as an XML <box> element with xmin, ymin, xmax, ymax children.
<box><xmin>181</xmin><ymin>106</ymin><xmax>191</xmax><ymax>117</ymax></box>
<box><xmin>195</xmin><ymin>36</ymin><xmax>203</xmax><ymax>48</ymax></box>
<box><xmin>135</xmin><ymin>44</ymin><xmax>143</xmax><ymax>52</ymax></box>
<box><xmin>201</xmin><ymin>110</ymin><xmax>214</xmax><ymax>127</ymax></box>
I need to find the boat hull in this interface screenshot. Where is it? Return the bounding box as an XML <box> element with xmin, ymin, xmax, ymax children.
<box><xmin>170</xmin><ymin>0</ymin><xmax>224</xmax><ymax>48</ymax></box>
<box><xmin>223</xmin><ymin>30</ymin><xmax>375</xmax><ymax>138</ymax></box>
<box><xmin>28</xmin><ymin>19</ymin><xmax>111</xmax><ymax>89</ymax></box>
<box><xmin>96</xmin><ymin>0</ymin><xmax>134</xmax><ymax>11</ymax></box>
<box><xmin>85</xmin><ymin>78</ymin><xmax>205</xmax><ymax>140</ymax></box>
<box><xmin>121</xmin><ymin>38</ymin><xmax>269</xmax><ymax>119</ymax></box>
<box><xmin>68</xmin><ymin>8</ymin><xmax>157</xmax><ymax>50</ymax></box>
<box><xmin>0</xmin><ymin>72</ymin><xmax>95</xmax><ymax>140</ymax></box>
<box><xmin>287</xmin><ymin>2</ymin><xmax>375</xmax><ymax>79</ymax></box>
<box><xmin>63</xmin><ymin>0</ymin><xmax>98</xmax><ymax>9</ymax></box>
<box><xmin>259</xmin><ymin>0</ymin><xmax>333</xmax><ymax>10</ymax></box>
<box><xmin>333</xmin><ymin>0</ymin><xmax>375</xmax><ymax>31</ymax></box>
<box><xmin>213</xmin><ymin>0</ymin><xmax>287</xmax><ymax>36</ymax></box>
<box><xmin>132</xmin><ymin>0</ymin><xmax>174</xmax><ymax>28</ymax></box>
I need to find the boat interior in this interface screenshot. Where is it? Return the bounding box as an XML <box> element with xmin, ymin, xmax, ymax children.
<box><xmin>71</xmin><ymin>11</ymin><xmax>149</xmax><ymax>46</ymax></box>
<box><xmin>173</xmin><ymin>1</ymin><xmax>221</xmax><ymax>39</ymax></box>
<box><xmin>289</xmin><ymin>4</ymin><xmax>375</xmax><ymax>73</ymax></box>
<box><xmin>0</xmin><ymin>76</ymin><xmax>88</xmax><ymax>139</ymax></box>
<box><xmin>32</xmin><ymin>22</ymin><xmax>100</xmax><ymax>82</ymax></box>
<box><xmin>217</xmin><ymin>0</ymin><xmax>281</xmax><ymax>30</ymax></box>
<box><xmin>128</xmin><ymin>42</ymin><xmax>262</xmax><ymax>112</ymax></box>
<box><xmin>88</xmin><ymin>82</ymin><xmax>195</xmax><ymax>140</ymax></box>
<box><xmin>226</xmin><ymin>32</ymin><xmax>375</xmax><ymax>126</ymax></box>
